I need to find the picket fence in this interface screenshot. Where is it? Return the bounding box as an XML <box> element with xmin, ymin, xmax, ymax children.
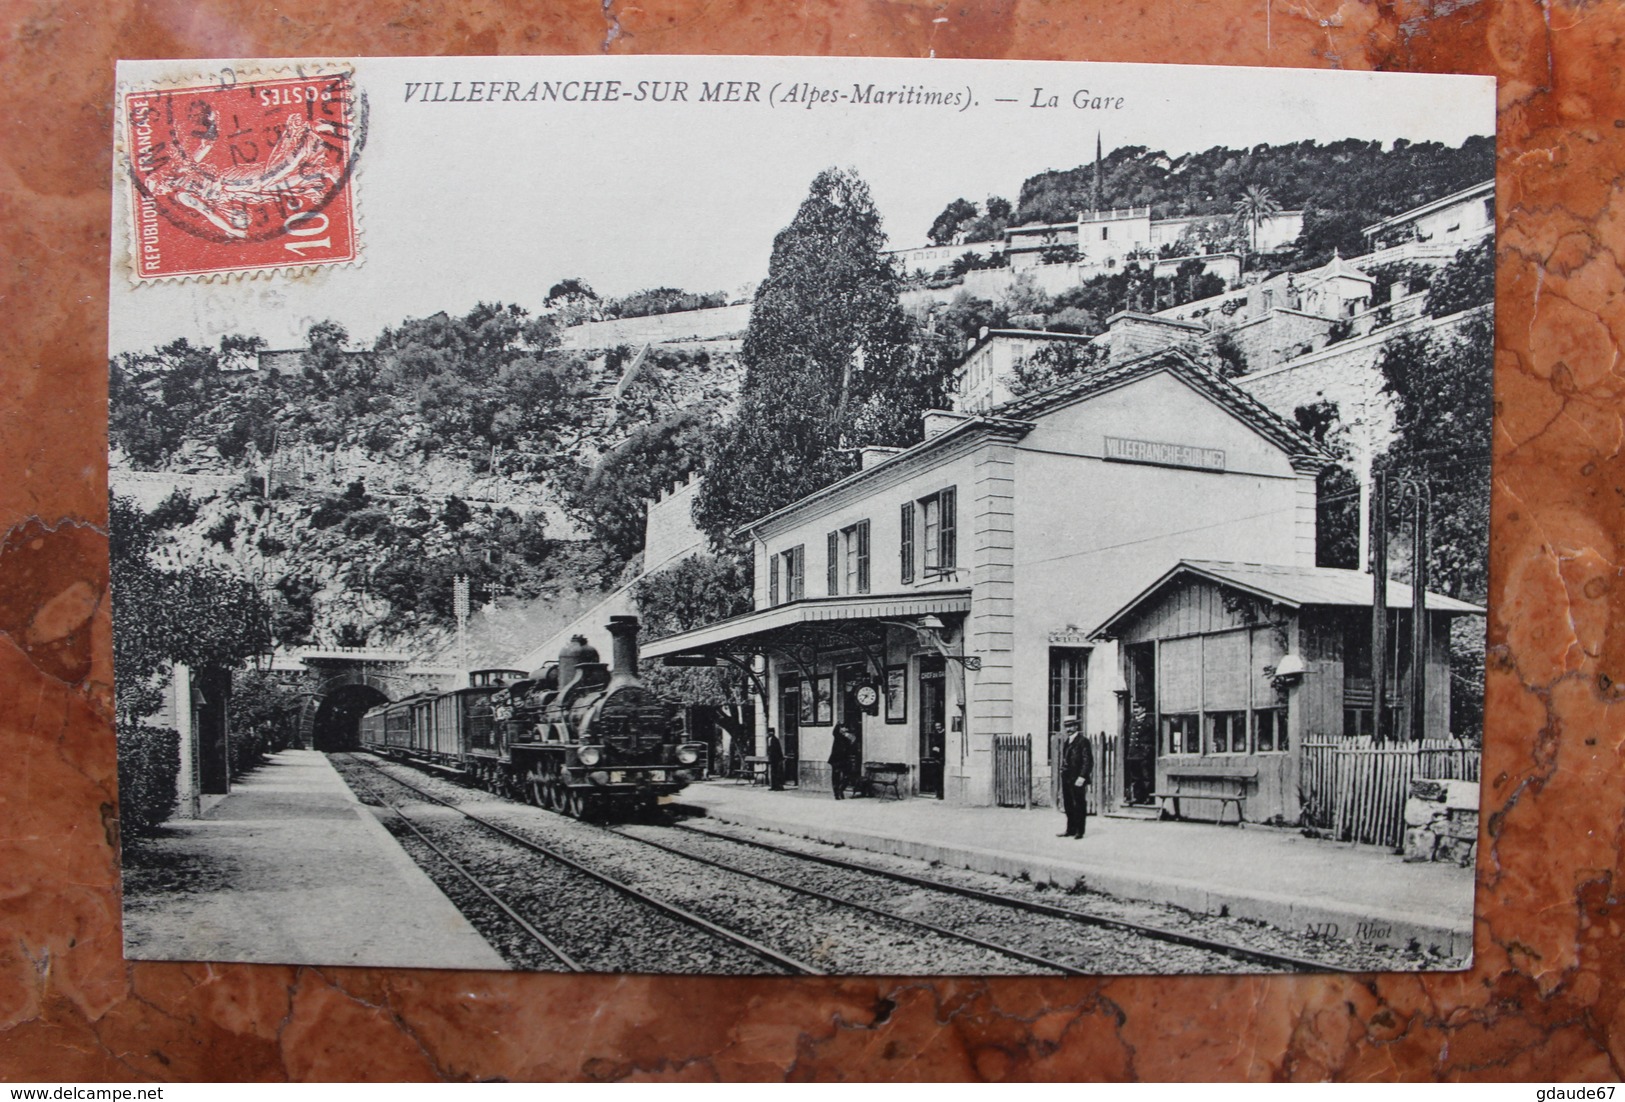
<box><xmin>1300</xmin><ymin>736</ymin><xmax>1480</xmax><ymax>849</ymax></box>
<box><xmin>993</xmin><ymin>734</ymin><xmax>1033</xmax><ymax>808</ymax></box>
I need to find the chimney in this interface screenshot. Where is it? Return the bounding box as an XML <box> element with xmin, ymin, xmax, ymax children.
<box><xmin>606</xmin><ymin>616</ymin><xmax>640</xmax><ymax>678</ymax></box>
<box><xmin>860</xmin><ymin>446</ymin><xmax>903</xmax><ymax>470</ymax></box>
<box><xmin>922</xmin><ymin>409</ymin><xmax>971</xmax><ymax>439</ymax></box>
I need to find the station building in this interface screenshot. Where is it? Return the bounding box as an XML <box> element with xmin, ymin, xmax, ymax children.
<box><xmin>642</xmin><ymin>347</ymin><xmax>1336</xmax><ymax>807</ymax></box>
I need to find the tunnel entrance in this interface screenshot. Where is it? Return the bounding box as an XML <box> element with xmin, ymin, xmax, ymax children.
<box><xmin>313</xmin><ymin>683</ymin><xmax>389</xmax><ymax>752</ymax></box>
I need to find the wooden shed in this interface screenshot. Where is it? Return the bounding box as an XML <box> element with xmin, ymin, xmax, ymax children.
<box><xmin>1091</xmin><ymin>560</ymin><xmax>1482</xmax><ymax>825</ymax></box>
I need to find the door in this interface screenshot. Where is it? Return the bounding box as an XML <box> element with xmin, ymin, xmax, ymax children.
<box><xmin>778</xmin><ymin>684</ymin><xmax>800</xmax><ymax>785</ymax></box>
<box><xmin>918</xmin><ymin>657</ymin><xmax>946</xmax><ymax>798</ymax></box>
<box><xmin>837</xmin><ymin>664</ymin><xmax>865</xmax><ymax>765</ymax></box>
<box><xmin>1124</xmin><ymin>642</ymin><xmax>1156</xmax><ymax>805</ymax></box>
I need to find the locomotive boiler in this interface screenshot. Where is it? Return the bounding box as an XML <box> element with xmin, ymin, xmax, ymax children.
<box><xmin>498</xmin><ymin>615</ymin><xmax>706</xmax><ymax>818</ymax></box>
<box><xmin>360</xmin><ymin>616</ymin><xmax>704</xmax><ymax>819</ymax></box>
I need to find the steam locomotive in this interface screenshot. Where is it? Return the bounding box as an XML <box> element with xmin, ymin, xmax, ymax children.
<box><xmin>358</xmin><ymin>615</ymin><xmax>706</xmax><ymax>818</ymax></box>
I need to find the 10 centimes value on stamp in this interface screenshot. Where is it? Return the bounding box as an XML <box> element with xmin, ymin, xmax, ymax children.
<box><xmin>118</xmin><ymin>67</ymin><xmax>367</xmax><ymax>282</ymax></box>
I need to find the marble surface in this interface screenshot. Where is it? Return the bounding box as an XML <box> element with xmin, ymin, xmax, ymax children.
<box><xmin>1</xmin><ymin>0</ymin><xmax>1622</xmax><ymax>1081</ymax></box>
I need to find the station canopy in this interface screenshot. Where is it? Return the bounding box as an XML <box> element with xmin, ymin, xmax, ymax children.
<box><xmin>640</xmin><ymin>590</ymin><xmax>973</xmax><ymax>684</ymax></box>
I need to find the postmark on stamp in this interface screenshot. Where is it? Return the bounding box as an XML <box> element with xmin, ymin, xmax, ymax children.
<box><xmin>120</xmin><ymin>69</ymin><xmax>366</xmax><ymax>282</ymax></box>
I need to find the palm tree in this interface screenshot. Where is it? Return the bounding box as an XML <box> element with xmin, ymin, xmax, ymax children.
<box><xmin>1232</xmin><ymin>185</ymin><xmax>1282</xmax><ymax>267</ymax></box>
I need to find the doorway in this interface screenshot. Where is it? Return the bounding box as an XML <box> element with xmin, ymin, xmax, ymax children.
<box><xmin>918</xmin><ymin>657</ymin><xmax>946</xmax><ymax>798</ymax></box>
<box><xmin>777</xmin><ymin>683</ymin><xmax>801</xmax><ymax>786</ymax></box>
<box><xmin>837</xmin><ymin>663</ymin><xmax>866</xmax><ymax>765</ymax></box>
<box><xmin>1124</xmin><ymin>643</ymin><xmax>1156</xmax><ymax>805</ymax></box>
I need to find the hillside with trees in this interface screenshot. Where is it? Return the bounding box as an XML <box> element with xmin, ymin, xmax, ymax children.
<box><xmin>1016</xmin><ymin>137</ymin><xmax>1489</xmax><ymax>249</ymax></box>
<box><xmin>110</xmin><ymin>302</ymin><xmax>739</xmax><ymax>654</ymax></box>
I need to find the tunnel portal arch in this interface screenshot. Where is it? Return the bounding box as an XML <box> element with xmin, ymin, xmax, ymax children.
<box><xmin>311</xmin><ymin>682</ymin><xmax>390</xmax><ymax>751</ymax></box>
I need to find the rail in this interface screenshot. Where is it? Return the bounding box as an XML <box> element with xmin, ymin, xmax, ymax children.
<box><xmin>346</xmin><ymin>766</ymin><xmax>584</xmax><ymax>971</ymax></box>
<box><xmin>347</xmin><ymin>755</ymin><xmax>820</xmax><ymax>975</ymax></box>
<box><xmin>666</xmin><ymin>822</ymin><xmax>1329</xmax><ymax>974</ymax></box>
<box><xmin>601</xmin><ymin>823</ymin><xmax>1089</xmax><ymax>975</ymax></box>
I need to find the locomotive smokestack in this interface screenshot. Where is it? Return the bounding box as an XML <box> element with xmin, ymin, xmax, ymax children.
<box><xmin>606</xmin><ymin>616</ymin><xmax>640</xmax><ymax>678</ymax></box>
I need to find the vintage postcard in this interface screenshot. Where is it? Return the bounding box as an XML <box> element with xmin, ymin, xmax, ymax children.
<box><xmin>110</xmin><ymin>55</ymin><xmax>1495</xmax><ymax>974</ymax></box>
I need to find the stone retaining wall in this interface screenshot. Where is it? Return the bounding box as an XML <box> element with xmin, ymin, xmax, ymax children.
<box><xmin>1403</xmin><ymin>778</ymin><xmax>1480</xmax><ymax>866</ymax></box>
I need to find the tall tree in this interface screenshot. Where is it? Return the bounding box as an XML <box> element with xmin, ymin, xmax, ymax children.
<box><xmin>1374</xmin><ymin>310</ymin><xmax>1494</xmax><ymax>602</ymax></box>
<box><xmin>927</xmin><ymin>198</ymin><xmax>978</xmax><ymax>245</ymax></box>
<box><xmin>111</xmin><ymin>494</ymin><xmax>274</xmax><ymax>724</ymax></box>
<box><xmin>693</xmin><ymin>168</ymin><xmax>947</xmax><ymax>545</ymax></box>
<box><xmin>1232</xmin><ymin>184</ymin><xmax>1282</xmax><ymax>260</ymax></box>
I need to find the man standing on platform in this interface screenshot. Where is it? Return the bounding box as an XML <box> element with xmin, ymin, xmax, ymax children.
<box><xmin>766</xmin><ymin>729</ymin><xmax>785</xmax><ymax>791</ymax></box>
<box><xmin>828</xmin><ymin>725</ymin><xmax>852</xmax><ymax>799</ymax></box>
<box><xmin>1058</xmin><ymin>716</ymin><xmax>1094</xmax><ymax>838</ymax></box>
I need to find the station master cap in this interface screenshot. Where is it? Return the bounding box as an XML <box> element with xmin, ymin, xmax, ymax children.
<box><xmin>1063</xmin><ymin>715</ymin><xmax>1082</xmax><ymax>728</ymax></box>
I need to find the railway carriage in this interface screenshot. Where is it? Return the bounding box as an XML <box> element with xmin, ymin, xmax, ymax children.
<box><xmin>357</xmin><ymin>617</ymin><xmax>705</xmax><ymax>819</ymax></box>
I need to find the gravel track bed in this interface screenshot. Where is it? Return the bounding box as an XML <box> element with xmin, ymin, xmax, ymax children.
<box><xmin>682</xmin><ymin>818</ymin><xmax>1457</xmax><ymax>973</ymax></box>
<box><xmin>334</xmin><ymin>757</ymin><xmax>781</xmax><ymax>974</ymax></box>
<box><xmin>347</xmin><ymin>757</ymin><xmax>1052</xmax><ymax>974</ymax></box>
<box><xmin>344</xmin><ymin>755</ymin><xmax>1454</xmax><ymax>973</ymax></box>
<box><xmin>614</xmin><ymin>822</ymin><xmax>1252</xmax><ymax>974</ymax></box>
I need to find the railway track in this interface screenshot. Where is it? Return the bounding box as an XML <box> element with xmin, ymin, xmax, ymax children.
<box><xmin>340</xmin><ymin>755</ymin><xmax>819</xmax><ymax>974</ymax></box>
<box><xmin>642</xmin><ymin>820</ymin><xmax>1330</xmax><ymax>974</ymax></box>
<box><xmin>348</xmin><ymin>753</ymin><xmax>1330</xmax><ymax>974</ymax></box>
<box><xmin>599</xmin><ymin>822</ymin><xmax>1095</xmax><ymax>975</ymax></box>
<box><xmin>348</xmin><ymin>755</ymin><xmax>1086</xmax><ymax>973</ymax></box>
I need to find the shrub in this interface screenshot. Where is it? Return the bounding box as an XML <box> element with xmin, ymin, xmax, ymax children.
<box><xmin>148</xmin><ymin>490</ymin><xmax>200</xmax><ymax>530</ymax></box>
<box><xmin>202</xmin><ymin>513</ymin><xmax>238</xmax><ymax>551</ymax></box>
<box><xmin>1425</xmin><ymin>239</ymin><xmax>1493</xmax><ymax>318</ymax></box>
<box><xmin>341</xmin><ymin>506</ymin><xmax>393</xmax><ymax>540</ymax></box>
<box><xmin>117</xmin><ymin>723</ymin><xmax>180</xmax><ymax>841</ymax></box>
<box><xmin>228</xmin><ymin>725</ymin><xmax>276</xmax><ymax>778</ymax></box>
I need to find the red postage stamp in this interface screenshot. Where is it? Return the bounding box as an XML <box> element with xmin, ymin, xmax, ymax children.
<box><xmin>121</xmin><ymin>70</ymin><xmax>364</xmax><ymax>281</ymax></box>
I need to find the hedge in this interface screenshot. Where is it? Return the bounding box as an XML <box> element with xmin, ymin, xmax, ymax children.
<box><xmin>117</xmin><ymin>723</ymin><xmax>179</xmax><ymax>840</ymax></box>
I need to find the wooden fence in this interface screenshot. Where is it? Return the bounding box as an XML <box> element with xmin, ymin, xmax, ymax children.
<box><xmin>1300</xmin><ymin>736</ymin><xmax>1481</xmax><ymax>849</ymax></box>
<box><xmin>993</xmin><ymin>733</ymin><xmax>1032</xmax><ymax>808</ymax></box>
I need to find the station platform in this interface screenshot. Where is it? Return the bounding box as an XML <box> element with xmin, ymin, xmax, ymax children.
<box><xmin>122</xmin><ymin>750</ymin><xmax>509</xmax><ymax>971</ymax></box>
<box><xmin>677</xmin><ymin>780</ymin><xmax>1476</xmax><ymax>961</ymax></box>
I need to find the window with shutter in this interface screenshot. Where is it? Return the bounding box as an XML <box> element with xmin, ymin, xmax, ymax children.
<box><xmin>856</xmin><ymin>520</ymin><xmax>870</xmax><ymax>594</ymax></box>
<box><xmin>785</xmin><ymin>545</ymin><xmax>805</xmax><ymax>602</ymax></box>
<box><xmin>921</xmin><ymin>494</ymin><xmax>940</xmax><ymax>573</ymax></box>
<box><xmin>900</xmin><ymin>502</ymin><xmax>914</xmax><ymax>584</ymax></box>
<box><xmin>827</xmin><ymin>531</ymin><xmax>839</xmax><ymax>595</ymax></box>
<box><xmin>768</xmin><ymin>552</ymin><xmax>779</xmax><ymax>606</ymax></box>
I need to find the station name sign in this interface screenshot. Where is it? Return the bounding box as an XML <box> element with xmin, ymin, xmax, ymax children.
<box><xmin>1103</xmin><ymin>435</ymin><xmax>1226</xmax><ymax>473</ymax></box>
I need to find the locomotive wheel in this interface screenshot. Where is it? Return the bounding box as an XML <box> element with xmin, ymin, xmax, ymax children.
<box><xmin>564</xmin><ymin>788</ymin><xmax>586</xmax><ymax>819</ymax></box>
<box><xmin>525</xmin><ymin>778</ymin><xmax>543</xmax><ymax>806</ymax></box>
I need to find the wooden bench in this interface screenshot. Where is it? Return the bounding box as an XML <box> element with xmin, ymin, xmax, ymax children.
<box><xmin>1151</xmin><ymin>768</ymin><xmax>1257</xmax><ymax>826</ymax></box>
<box><xmin>861</xmin><ymin>761</ymin><xmax>909</xmax><ymax>800</ymax></box>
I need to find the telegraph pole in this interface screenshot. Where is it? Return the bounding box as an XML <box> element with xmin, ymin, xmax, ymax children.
<box><xmin>454</xmin><ymin>574</ymin><xmax>470</xmax><ymax>685</ymax></box>
<box><xmin>1370</xmin><ymin>471</ymin><xmax>1388</xmax><ymax>745</ymax></box>
<box><xmin>1409</xmin><ymin>482</ymin><xmax>1430</xmax><ymax>742</ymax></box>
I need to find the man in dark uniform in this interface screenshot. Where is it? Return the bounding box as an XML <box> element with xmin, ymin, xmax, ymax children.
<box><xmin>828</xmin><ymin>725</ymin><xmax>851</xmax><ymax>799</ymax></box>
<box><xmin>766</xmin><ymin>729</ymin><xmax>785</xmax><ymax>790</ymax></box>
<box><xmin>1058</xmin><ymin>716</ymin><xmax>1094</xmax><ymax>838</ymax></box>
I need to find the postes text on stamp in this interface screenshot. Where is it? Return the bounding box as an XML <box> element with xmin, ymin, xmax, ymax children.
<box><xmin>122</xmin><ymin>70</ymin><xmax>364</xmax><ymax>281</ymax></box>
